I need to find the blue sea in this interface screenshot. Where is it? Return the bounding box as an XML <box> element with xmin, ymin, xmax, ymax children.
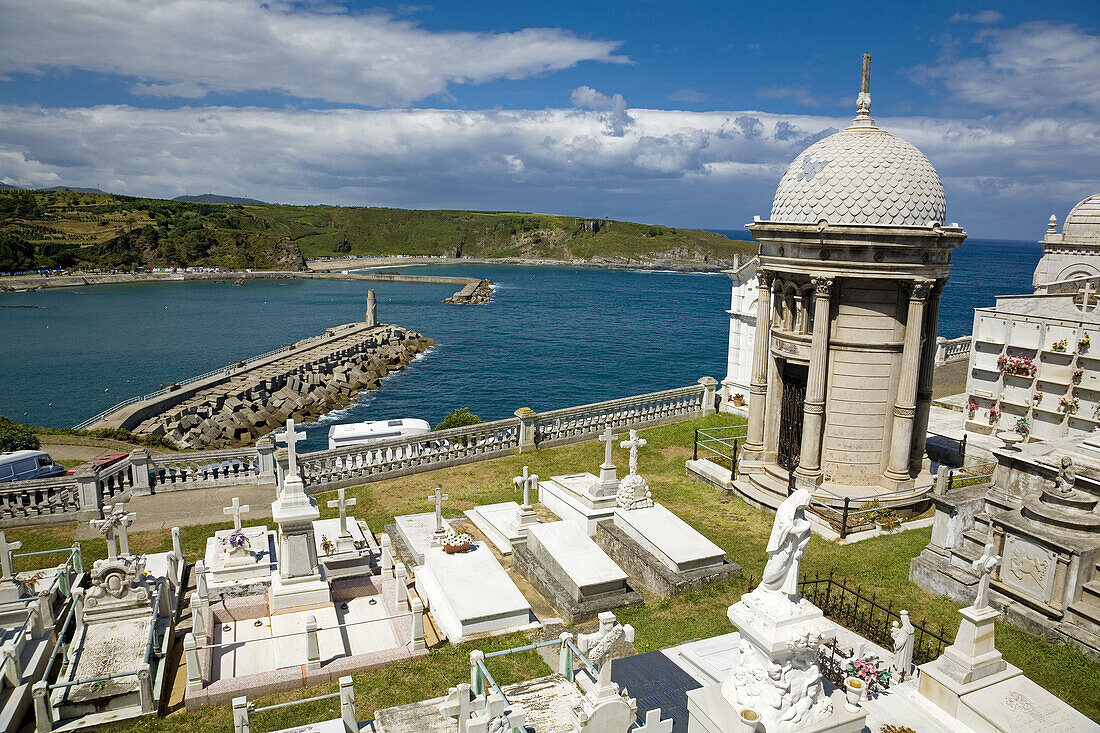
<box><xmin>0</xmin><ymin>237</ymin><xmax>1040</xmax><ymax>451</ymax></box>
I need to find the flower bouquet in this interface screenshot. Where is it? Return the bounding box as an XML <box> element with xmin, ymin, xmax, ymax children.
<box><xmin>1033</xmin><ymin>390</ymin><xmax>1043</xmax><ymax>403</ymax></box>
<box><xmin>967</xmin><ymin>398</ymin><xmax>979</xmax><ymax>415</ymax></box>
<box><xmin>847</xmin><ymin>654</ymin><xmax>892</xmax><ymax>692</ymax></box>
<box><xmin>987</xmin><ymin>406</ymin><xmax>1002</xmax><ymax>424</ymax></box>
<box><xmin>1081</xmin><ymin>334</ymin><xmax>1091</xmax><ymax>352</ymax></box>
<box><xmin>1052</xmin><ymin>338</ymin><xmax>1068</xmax><ymax>352</ymax></box>
<box><xmin>1060</xmin><ymin>395</ymin><xmax>1079</xmax><ymax>413</ymax></box>
<box><xmin>222</xmin><ymin>529</ymin><xmax>251</xmax><ymax>555</ymax></box>
<box><xmin>1015</xmin><ymin>417</ymin><xmax>1030</xmax><ymax>437</ymax></box>
<box><xmin>441</xmin><ymin>529</ymin><xmax>473</xmax><ymax>554</ymax></box>
<box><xmin>997</xmin><ymin>354</ymin><xmax>1036</xmax><ymax>378</ymax></box>
<box><xmin>1073</xmin><ymin>366</ymin><xmax>1085</xmax><ymax>382</ymax></box>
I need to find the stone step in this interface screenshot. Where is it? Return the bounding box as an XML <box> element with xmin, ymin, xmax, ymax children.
<box><xmin>1081</xmin><ymin>580</ymin><xmax>1100</xmax><ymax>605</ymax></box>
<box><xmin>1066</xmin><ymin>600</ymin><xmax>1100</xmax><ymax>637</ymax></box>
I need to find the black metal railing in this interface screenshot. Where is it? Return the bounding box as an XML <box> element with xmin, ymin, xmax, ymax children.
<box><xmin>747</xmin><ymin>571</ymin><xmax>950</xmax><ymax>671</ymax></box>
<box><xmin>693</xmin><ymin>425</ymin><xmax>746</xmax><ymax>476</ymax></box>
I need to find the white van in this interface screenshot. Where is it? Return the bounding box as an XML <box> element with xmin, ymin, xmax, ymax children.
<box><xmin>327</xmin><ymin>419</ymin><xmax>432</xmax><ymax>450</ymax></box>
<box><xmin>0</xmin><ymin>450</ymin><xmax>66</xmax><ymax>483</ymax></box>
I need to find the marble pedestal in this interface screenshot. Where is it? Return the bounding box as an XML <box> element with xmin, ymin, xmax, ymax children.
<box><xmin>918</xmin><ymin>605</ymin><xmax>1022</xmax><ymax>718</ymax></box>
<box><xmin>313</xmin><ymin>517</ymin><xmax>374</xmax><ymax>580</ymax></box>
<box><xmin>537</xmin><ymin>473</ymin><xmax>617</xmax><ymax>536</ymax></box>
<box><xmin>268</xmin><ymin>571</ymin><xmax>332</xmax><ymax>613</ymax></box>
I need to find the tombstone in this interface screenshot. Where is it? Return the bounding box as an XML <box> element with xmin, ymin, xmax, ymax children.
<box><xmin>616</xmin><ymin>429</ymin><xmax>653</xmax><ymax>510</ymax></box>
<box><xmin>430</xmin><ymin>487</ymin><xmax>450</xmax><ymax>541</ymax></box>
<box><xmin>269</xmin><ymin>418</ymin><xmax>329</xmax><ymax>612</ymax></box>
<box><xmin>572</xmin><ymin>611</ymin><xmax>637</xmax><ymax>732</ymax></box>
<box><xmin>593</xmin><ymin>427</ymin><xmax>620</xmax><ymax>494</ymax></box>
<box><xmin>464</xmin><ymin>467</ymin><xmax>538</xmax><ymax>555</ymax></box>
<box><xmin>326</xmin><ymin>488</ymin><xmax>358</xmax><ymax>551</ymax></box>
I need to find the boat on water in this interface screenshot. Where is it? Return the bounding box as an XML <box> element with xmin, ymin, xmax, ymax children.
<box><xmin>327</xmin><ymin>418</ymin><xmax>431</xmax><ymax>450</ymax></box>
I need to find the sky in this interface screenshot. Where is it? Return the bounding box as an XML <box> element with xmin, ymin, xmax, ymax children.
<box><xmin>0</xmin><ymin>1</ymin><xmax>1097</xmax><ymax>240</ymax></box>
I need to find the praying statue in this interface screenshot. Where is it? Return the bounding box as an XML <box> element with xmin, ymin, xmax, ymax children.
<box><xmin>759</xmin><ymin>488</ymin><xmax>813</xmax><ymax>597</ymax></box>
<box><xmin>1053</xmin><ymin>456</ymin><xmax>1076</xmax><ymax>496</ymax></box>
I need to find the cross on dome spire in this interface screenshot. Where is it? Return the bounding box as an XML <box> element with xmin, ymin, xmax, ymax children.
<box><xmin>855</xmin><ymin>52</ymin><xmax>874</xmax><ymax>125</ymax></box>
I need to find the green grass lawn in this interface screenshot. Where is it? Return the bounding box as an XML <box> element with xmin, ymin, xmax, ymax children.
<box><xmin>12</xmin><ymin>413</ymin><xmax>1100</xmax><ymax>729</ymax></box>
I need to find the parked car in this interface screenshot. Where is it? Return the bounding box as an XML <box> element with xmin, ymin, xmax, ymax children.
<box><xmin>0</xmin><ymin>450</ymin><xmax>66</xmax><ymax>483</ymax></box>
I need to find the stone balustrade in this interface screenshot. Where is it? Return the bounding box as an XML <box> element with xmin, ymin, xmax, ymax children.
<box><xmin>934</xmin><ymin>335</ymin><xmax>972</xmax><ymax>366</ymax></box>
<box><xmin>1</xmin><ymin>380</ymin><xmax>716</xmax><ymax>527</ymax></box>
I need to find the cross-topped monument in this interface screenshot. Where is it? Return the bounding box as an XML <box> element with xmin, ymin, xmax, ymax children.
<box><xmin>0</xmin><ymin>531</ymin><xmax>22</xmax><ymax>583</ymax></box>
<box><xmin>91</xmin><ymin>503</ymin><xmax>136</xmax><ymax>559</ymax></box>
<box><xmin>971</xmin><ymin>536</ymin><xmax>1001</xmax><ymax>611</ymax></box>
<box><xmin>856</xmin><ymin>51</ymin><xmax>872</xmax><ymax>119</ymax></box>
<box><xmin>512</xmin><ymin>466</ymin><xmax>538</xmax><ymax>509</ymax></box>
<box><xmin>327</xmin><ymin>488</ymin><xmax>358</xmax><ymax>550</ymax></box>
<box><xmin>593</xmin><ymin>426</ymin><xmax>620</xmax><ymax>493</ymax></box>
<box><xmin>620</xmin><ymin>429</ymin><xmax>647</xmax><ymax>476</ymax></box>
<box><xmin>278</xmin><ymin>417</ymin><xmax>308</xmax><ymax>486</ymax></box>
<box><xmin>439</xmin><ymin>682</ymin><xmax>479</xmax><ymax>733</ymax></box>
<box><xmin>430</xmin><ymin>487</ymin><xmax>450</xmax><ymax>538</ymax></box>
<box><xmin>223</xmin><ymin>497</ymin><xmax>250</xmax><ymax>532</ymax></box>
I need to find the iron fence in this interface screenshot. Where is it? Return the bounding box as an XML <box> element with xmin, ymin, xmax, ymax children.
<box><xmin>693</xmin><ymin>425</ymin><xmax>746</xmax><ymax>475</ymax></box>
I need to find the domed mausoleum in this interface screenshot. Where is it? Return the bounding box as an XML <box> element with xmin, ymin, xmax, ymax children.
<box><xmin>735</xmin><ymin>55</ymin><xmax>966</xmax><ymax>510</ymax></box>
<box><xmin>1033</xmin><ymin>193</ymin><xmax>1100</xmax><ymax>286</ymax></box>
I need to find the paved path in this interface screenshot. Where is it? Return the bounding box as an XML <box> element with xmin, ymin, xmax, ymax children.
<box><xmin>74</xmin><ymin>483</ymin><xmax>279</xmax><ymax>538</ymax></box>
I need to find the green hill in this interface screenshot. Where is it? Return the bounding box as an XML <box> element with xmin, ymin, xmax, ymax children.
<box><xmin>0</xmin><ymin>188</ymin><xmax>755</xmax><ymax>272</ymax></box>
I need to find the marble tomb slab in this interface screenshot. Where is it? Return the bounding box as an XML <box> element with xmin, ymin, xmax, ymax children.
<box><xmin>394</xmin><ymin>512</ymin><xmax>452</xmax><ymax>565</ymax></box>
<box><xmin>613</xmin><ymin>504</ymin><xmax>726</xmax><ymax>573</ymax></box>
<box><xmin>415</xmin><ymin>545</ymin><xmax>531</xmax><ymax>643</ymax></box>
<box><xmin>537</xmin><ymin>473</ymin><xmax>617</xmax><ymax>536</ymax></box>
<box><xmin>958</xmin><ymin>672</ymin><xmax>1100</xmax><ymax>733</ymax></box>
<box><xmin>61</xmin><ymin>618</ymin><xmax>147</xmax><ymax>704</ymax></box>
<box><xmin>464</xmin><ymin>502</ymin><xmax>524</xmax><ymax>554</ymax></box>
<box><xmin>203</xmin><ymin>526</ymin><xmax>276</xmax><ymax>587</ymax></box>
<box><xmin>526</xmin><ymin>521</ymin><xmax>627</xmax><ymax>603</ymax></box>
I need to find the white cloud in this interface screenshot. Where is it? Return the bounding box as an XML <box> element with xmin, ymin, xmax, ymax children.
<box><xmin>570</xmin><ymin>86</ymin><xmax>633</xmax><ymax>136</ymax></box>
<box><xmin>0</xmin><ymin>0</ymin><xmax>626</xmax><ymax>106</ymax></box>
<box><xmin>0</xmin><ymin>104</ymin><xmax>1095</xmax><ymax>237</ymax></box>
<box><xmin>669</xmin><ymin>88</ymin><xmax>707</xmax><ymax>103</ymax></box>
<box><xmin>910</xmin><ymin>21</ymin><xmax>1100</xmax><ymax>114</ymax></box>
<box><xmin>757</xmin><ymin>86</ymin><xmax>830</xmax><ymax>108</ymax></box>
<box><xmin>948</xmin><ymin>10</ymin><xmax>1004</xmax><ymax>24</ymax></box>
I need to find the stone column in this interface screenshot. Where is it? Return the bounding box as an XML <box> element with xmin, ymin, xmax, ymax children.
<box><xmin>74</xmin><ymin>466</ymin><xmax>99</xmax><ymax>515</ymax></box>
<box><xmin>32</xmin><ymin>681</ymin><xmax>51</xmax><ymax>733</ymax></box>
<box><xmin>744</xmin><ymin>271</ymin><xmax>773</xmax><ymax>456</ymax></box>
<box><xmin>514</xmin><ymin>407</ymin><xmax>537</xmax><ymax>453</ymax></box>
<box><xmin>305</xmin><ymin>615</ymin><xmax>320</xmax><ymax>670</ymax></box>
<box><xmin>796</xmin><ymin>277</ymin><xmax>834</xmax><ymax>482</ymax></box>
<box><xmin>886</xmin><ymin>280</ymin><xmax>933</xmax><ymax>481</ymax></box>
<box><xmin>910</xmin><ymin>280</ymin><xmax>945</xmax><ymax>472</ymax></box>
<box><xmin>255</xmin><ymin>437</ymin><xmax>276</xmax><ymax>484</ymax></box>
<box><xmin>128</xmin><ymin>449</ymin><xmax>153</xmax><ymax>495</ymax></box>
<box><xmin>698</xmin><ymin>376</ymin><xmax>719</xmax><ymax>415</ymax></box>
<box><xmin>411</xmin><ymin>597</ymin><xmax>426</xmax><ymax>650</ymax></box>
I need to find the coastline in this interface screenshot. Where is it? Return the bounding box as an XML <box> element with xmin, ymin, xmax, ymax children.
<box><xmin>1</xmin><ymin>249</ymin><xmax>755</xmax><ymax>293</ymax></box>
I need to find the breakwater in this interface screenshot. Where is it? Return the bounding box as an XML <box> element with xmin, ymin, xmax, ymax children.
<box><xmin>0</xmin><ymin>269</ymin><xmax>492</xmax><ymax>304</ymax></box>
<box><xmin>96</xmin><ymin>321</ymin><xmax>432</xmax><ymax>449</ymax></box>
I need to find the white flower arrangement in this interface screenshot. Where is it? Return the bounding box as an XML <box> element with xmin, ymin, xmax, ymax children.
<box><xmin>441</xmin><ymin>529</ymin><xmax>473</xmax><ymax>548</ymax></box>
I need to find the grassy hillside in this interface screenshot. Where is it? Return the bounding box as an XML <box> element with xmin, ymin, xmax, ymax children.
<box><xmin>0</xmin><ymin>188</ymin><xmax>755</xmax><ymax>272</ymax></box>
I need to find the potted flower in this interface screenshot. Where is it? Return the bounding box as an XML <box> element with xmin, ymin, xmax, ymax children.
<box><xmin>320</xmin><ymin>534</ymin><xmax>335</xmax><ymax>555</ymax></box>
<box><xmin>1015</xmin><ymin>417</ymin><xmax>1030</xmax><ymax>438</ymax></box>
<box><xmin>988</xmin><ymin>406</ymin><xmax>1002</xmax><ymax>424</ymax></box>
<box><xmin>1073</xmin><ymin>366</ymin><xmax>1085</xmax><ymax>383</ymax></box>
<box><xmin>1052</xmin><ymin>338</ymin><xmax>1068</xmax><ymax>352</ymax></box>
<box><xmin>1080</xmin><ymin>334</ymin><xmax>1091</xmax><ymax>352</ymax></box>
<box><xmin>441</xmin><ymin>529</ymin><xmax>473</xmax><ymax>554</ymax></box>
<box><xmin>732</xmin><ymin>393</ymin><xmax>745</xmax><ymax>407</ymax></box>
<box><xmin>1060</xmin><ymin>395</ymin><xmax>1080</xmax><ymax>413</ymax></box>
<box><xmin>966</xmin><ymin>398</ymin><xmax>979</xmax><ymax>417</ymax></box>
<box><xmin>1033</xmin><ymin>390</ymin><xmax>1043</xmax><ymax>404</ymax></box>
<box><xmin>222</xmin><ymin>529</ymin><xmax>251</xmax><ymax>556</ymax></box>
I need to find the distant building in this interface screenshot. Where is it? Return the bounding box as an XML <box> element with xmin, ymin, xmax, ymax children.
<box><xmin>1033</xmin><ymin>194</ymin><xmax>1100</xmax><ymax>287</ymax></box>
<box><xmin>962</xmin><ymin>194</ymin><xmax>1100</xmax><ymax>441</ymax></box>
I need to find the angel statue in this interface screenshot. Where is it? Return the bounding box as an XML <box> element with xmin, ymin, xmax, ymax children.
<box><xmin>759</xmin><ymin>488</ymin><xmax>813</xmax><ymax>598</ymax></box>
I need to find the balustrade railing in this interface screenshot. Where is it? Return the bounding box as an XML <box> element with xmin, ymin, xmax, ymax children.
<box><xmin>148</xmin><ymin>448</ymin><xmax>264</xmax><ymax>488</ymax></box>
<box><xmin>3</xmin><ymin>380</ymin><xmax>716</xmax><ymax>524</ymax></box>
<box><xmin>299</xmin><ymin>419</ymin><xmax>519</xmax><ymax>490</ymax></box>
<box><xmin>533</xmin><ymin>384</ymin><xmax>706</xmax><ymax>448</ymax></box>
<box><xmin>935</xmin><ymin>335</ymin><xmax>972</xmax><ymax>366</ymax></box>
<box><xmin>0</xmin><ymin>475</ymin><xmax>81</xmax><ymax>523</ymax></box>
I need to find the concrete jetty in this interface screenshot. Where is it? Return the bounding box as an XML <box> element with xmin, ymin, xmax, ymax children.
<box><xmin>91</xmin><ymin>315</ymin><xmax>432</xmax><ymax>449</ymax></box>
<box><xmin>0</xmin><ymin>269</ymin><xmax>493</xmax><ymax>304</ymax></box>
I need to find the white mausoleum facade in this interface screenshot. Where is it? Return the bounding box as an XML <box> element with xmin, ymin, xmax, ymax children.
<box><xmin>1033</xmin><ymin>194</ymin><xmax>1100</xmax><ymax>287</ymax></box>
<box><xmin>720</xmin><ymin>254</ymin><xmax>758</xmax><ymax>412</ymax></box>
<box><xmin>734</xmin><ymin>60</ymin><xmax>965</xmax><ymax>510</ymax></box>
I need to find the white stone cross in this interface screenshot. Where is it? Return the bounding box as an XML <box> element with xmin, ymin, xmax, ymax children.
<box><xmin>513</xmin><ymin>466</ymin><xmax>538</xmax><ymax>509</ymax></box>
<box><xmin>0</xmin><ymin>532</ymin><xmax>22</xmax><ymax>582</ymax></box>
<box><xmin>620</xmin><ymin>429</ymin><xmax>647</xmax><ymax>476</ymax></box>
<box><xmin>635</xmin><ymin>708</ymin><xmax>673</xmax><ymax>733</ymax></box>
<box><xmin>439</xmin><ymin>683</ymin><xmax>479</xmax><ymax>733</ymax></box>
<box><xmin>430</xmin><ymin>487</ymin><xmax>450</xmax><ymax>534</ymax></box>
<box><xmin>111</xmin><ymin>502</ymin><xmax>136</xmax><ymax>556</ymax></box>
<box><xmin>327</xmin><ymin>488</ymin><xmax>357</xmax><ymax>537</ymax></box>
<box><xmin>971</xmin><ymin>537</ymin><xmax>1001</xmax><ymax>611</ymax></box>
<box><xmin>223</xmin><ymin>497</ymin><xmax>250</xmax><ymax>532</ymax></box>
<box><xmin>277</xmin><ymin>418</ymin><xmax>308</xmax><ymax>479</ymax></box>
<box><xmin>598</xmin><ymin>427</ymin><xmax>617</xmax><ymax>468</ymax></box>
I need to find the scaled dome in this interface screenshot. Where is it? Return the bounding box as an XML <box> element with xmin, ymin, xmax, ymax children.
<box><xmin>1063</xmin><ymin>194</ymin><xmax>1100</xmax><ymax>243</ymax></box>
<box><xmin>770</xmin><ymin>116</ymin><xmax>946</xmax><ymax>228</ymax></box>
